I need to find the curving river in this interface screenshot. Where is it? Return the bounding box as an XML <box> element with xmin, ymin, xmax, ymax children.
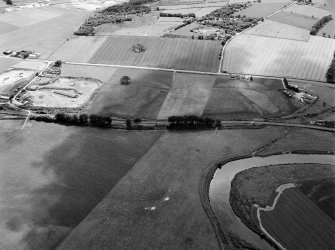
<box><xmin>209</xmin><ymin>153</ymin><xmax>335</xmax><ymax>249</ymax></box>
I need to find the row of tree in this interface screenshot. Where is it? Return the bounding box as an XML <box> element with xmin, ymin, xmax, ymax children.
<box><xmin>167</xmin><ymin>115</ymin><xmax>221</xmax><ymax>129</ymax></box>
<box><xmin>55</xmin><ymin>112</ymin><xmax>112</xmax><ymax>127</ymax></box>
<box><xmin>310</xmin><ymin>15</ymin><xmax>333</xmax><ymax>35</ymax></box>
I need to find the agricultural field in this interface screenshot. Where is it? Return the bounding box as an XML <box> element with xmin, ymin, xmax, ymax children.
<box><xmin>222</xmin><ymin>34</ymin><xmax>335</xmax><ymax>81</ymax></box>
<box><xmin>60</xmin><ymin>64</ymin><xmax>117</xmax><ymax>83</ymax></box>
<box><xmin>22</xmin><ymin>77</ymin><xmax>101</xmax><ymax>108</ymax></box>
<box><xmin>317</xmin><ymin>20</ymin><xmax>335</xmax><ymax>38</ymax></box>
<box><xmin>283</xmin><ymin>3</ymin><xmax>332</xmax><ymax>19</ymax></box>
<box><xmin>0</xmin><ymin>57</ymin><xmax>20</xmax><ymax>72</ymax></box>
<box><xmin>89</xmin><ymin>36</ymin><xmax>221</xmax><ymax>72</ymax></box>
<box><xmin>12</xmin><ymin>61</ymin><xmax>48</xmax><ymax>71</ymax></box>
<box><xmin>49</xmin><ymin>36</ymin><xmax>108</xmax><ymax>63</ymax></box>
<box><xmin>89</xmin><ymin>68</ymin><xmax>173</xmax><ymax>119</ymax></box>
<box><xmin>233</xmin><ymin>2</ymin><xmax>290</xmax><ymax>18</ymax></box>
<box><xmin>160</xmin><ymin>6</ymin><xmax>222</xmax><ymax>17</ymax></box>
<box><xmin>103</xmin><ymin>16</ymin><xmax>184</xmax><ymax>37</ymax></box>
<box><xmin>259</xmin><ymin>187</ymin><xmax>335</xmax><ymax>249</ymax></box>
<box><xmin>202</xmin><ymin>77</ymin><xmax>303</xmax><ymax>119</ymax></box>
<box><xmin>0</xmin><ymin>69</ymin><xmax>35</xmax><ymax>96</ymax></box>
<box><xmin>269</xmin><ymin>11</ymin><xmax>317</xmax><ymax>30</ymax></box>
<box><xmin>244</xmin><ymin>20</ymin><xmax>310</xmax><ymax>41</ymax></box>
<box><xmin>157</xmin><ymin>73</ymin><xmax>215</xmax><ymax>119</ymax></box>
<box><xmin>0</xmin><ymin>121</ymin><xmax>162</xmax><ymax>250</ymax></box>
<box><xmin>58</xmin><ymin>127</ymin><xmax>285</xmax><ymax>250</ymax></box>
<box><xmin>0</xmin><ymin>6</ymin><xmax>87</xmax><ymax>59</ymax></box>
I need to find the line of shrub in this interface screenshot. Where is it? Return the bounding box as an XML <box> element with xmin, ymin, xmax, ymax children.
<box><xmin>167</xmin><ymin>115</ymin><xmax>221</xmax><ymax>130</ymax></box>
<box><xmin>326</xmin><ymin>52</ymin><xmax>335</xmax><ymax>83</ymax></box>
<box><xmin>310</xmin><ymin>15</ymin><xmax>333</xmax><ymax>35</ymax></box>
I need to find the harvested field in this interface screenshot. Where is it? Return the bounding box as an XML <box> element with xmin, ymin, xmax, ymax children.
<box><xmin>49</xmin><ymin>36</ymin><xmax>108</xmax><ymax>63</ymax></box>
<box><xmin>157</xmin><ymin>72</ymin><xmax>215</xmax><ymax>119</ymax></box>
<box><xmin>89</xmin><ymin>68</ymin><xmax>173</xmax><ymax>119</ymax></box>
<box><xmin>90</xmin><ymin>36</ymin><xmax>221</xmax><ymax>72</ymax></box>
<box><xmin>202</xmin><ymin>77</ymin><xmax>303</xmax><ymax>119</ymax></box>
<box><xmin>234</xmin><ymin>2</ymin><xmax>290</xmax><ymax>18</ymax></box>
<box><xmin>60</xmin><ymin>64</ymin><xmax>117</xmax><ymax>83</ymax></box>
<box><xmin>0</xmin><ymin>21</ymin><xmax>19</xmax><ymax>34</ymax></box>
<box><xmin>260</xmin><ymin>187</ymin><xmax>335</xmax><ymax>250</ymax></box>
<box><xmin>0</xmin><ymin>69</ymin><xmax>35</xmax><ymax>96</ymax></box>
<box><xmin>269</xmin><ymin>11</ymin><xmax>317</xmax><ymax>29</ymax></box>
<box><xmin>0</xmin><ymin>8</ymin><xmax>62</xmax><ymax>27</ymax></box>
<box><xmin>244</xmin><ymin>20</ymin><xmax>310</xmax><ymax>41</ymax></box>
<box><xmin>0</xmin><ymin>7</ymin><xmax>87</xmax><ymax>59</ymax></box>
<box><xmin>317</xmin><ymin>20</ymin><xmax>335</xmax><ymax>38</ymax></box>
<box><xmin>12</xmin><ymin>61</ymin><xmax>48</xmax><ymax>71</ymax></box>
<box><xmin>58</xmin><ymin>127</ymin><xmax>284</xmax><ymax>250</ymax></box>
<box><xmin>222</xmin><ymin>34</ymin><xmax>335</xmax><ymax>81</ymax></box>
<box><xmin>23</xmin><ymin>77</ymin><xmax>101</xmax><ymax>108</ymax></box>
<box><xmin>0</xmin><ymin>121</ymin><xmax>162</xmax><ymax>250</ymax></box>
<box><xmin>283</xmin><ymin>3</ymin><xmax>332</xmax><ymax>19</ymax></box>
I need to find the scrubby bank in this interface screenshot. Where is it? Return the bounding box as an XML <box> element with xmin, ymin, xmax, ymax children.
<box><xmin>75</xmin><ymin>1</ymin><xmax>153</xmax><ymax>36</ymax></box>
<box><xmin>229</xmin><ymin>163</ymin><xmax>335</xmax><ymax>237</ymax></box>
<box><xmin>326</xmin><ymin>52</ymin><xmax>335</xmax><ymax>83</ymax></box>
<box><xmin>198</xmin><ymin>3</ymin><xmax>261</xmax><ymax>34</ymax></box>
<box><xmin>310</xmin><ymin>15</ymin><xmax>333</xmax><ymax>35</ymax></box>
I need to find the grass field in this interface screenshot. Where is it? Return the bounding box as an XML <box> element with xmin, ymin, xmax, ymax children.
<box><xmin>234</xmin><ymin>2</ymin><xmax>289</xmax><ymax>18</ymax></box>
<box><xmin>0</xmin><ymin>121</ymin><xmax>163</xmax><ymax>250</ymax></box>
<box><xmin>283</xmin><ymin>3</ymin><xmax>332</xmax><ymax>19</ymax></box>
<box><xmin>0</xmin><ymin>6</ymin><xmax>87</xmax><ymax>59</ymax></box>
<box><xmin>260</xmin><ymin>187</ymin><xmax>335</xmax><ymax>249</ymax></box>
<box><xmin>202</xmin><ymin>77</ymin><xmax>303</xmax><ymax>119</ymax></box>
<box><xmin>269</xmin><ymin>11</ymin><xmax>317</xmax><ymax>29</ymax></box>
<box><xmin>157</xmin><ymin>72</ymin><xmax>215</xmax><ymax>119</ymax></box>
<box><xmin>244</xmin><ymin>20</ymin><xmax>310</xmax><ymax>41</ymax></box>
<box><xmin>60</xmin><ymin>64</ymin><xmax>117</xmax><ymax>83</ymax></box>
<box><xmin>298</xmin><ymin>178</ymin><xmax>335</xmax><ymax>220</ymax></box>
<box><xmin>49</xmin><ymin>36</ymin><xmax>108</xmax><ymax>63</ymax></box>
<box><xmin>89</xmin><ymin>68</ymin><xmax>173</xmax><ymax>119</ymax></box>
<box><xmin>58</xmin><ymin>127</ymin><xmax>284</xmax><ymax>250</ymax></box>
<box><xmin>222</xmin><ymin>34</ymin><xmax>335</xmax><ymax>81</ymax></box>
<box><xmin>89</xmin><ymin>36</ymin><xmax>221</xmax><ymax>72</ymax></box>
<box><xmin>317</xmin><ymin>20</ymin><xmax>335</xmax><ymax>38</ymax></box>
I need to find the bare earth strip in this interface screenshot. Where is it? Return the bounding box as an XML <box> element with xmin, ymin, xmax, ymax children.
<box><xmin>157</xmin><ymin>72</ymin><xmax>215</xmax><ymax>119</ymax></box>
<box><xmin>89</xmin><ymin>36</ymin><xmax>221</xmax><ymax>72</ymax></box>
<box><xmin>221</xmin><ymin>34</ymin><xmax>335</xmax><ymax>81</ymax></box>
<box><xmin>260</xmin><ymin>187</ymin><xmax>335</xmax><ymax>250</ymax></box>
<box><xmin>244</xmin><ymin>20</ymin><xmax>310</xmax><ymax>41</ymax></box>
<box><xmin>49</xmin><ymin>36</ymin><xmax>108</xmax><ymax>63</ymax></box>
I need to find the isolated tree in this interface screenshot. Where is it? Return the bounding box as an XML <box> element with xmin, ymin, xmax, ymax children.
<box><xmin>120</xmin><ymin>76</ymin><xmax>131</xmax><ymax>85</ymax></box>
<box><xmin>6</xmin><ymin>0</ymin><xmax>13</xmax><ymax>5</ymax></box>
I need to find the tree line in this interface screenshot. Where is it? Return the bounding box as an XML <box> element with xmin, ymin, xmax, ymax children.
<box><xmin>310</xmin><ymin>15</ymin><xmax>333</xmax><ymax>35</ymax></box>
<box><xmin>167</xmin><ymin>115</ymin><xmax>221</xmax><ymax>130</ymax></box>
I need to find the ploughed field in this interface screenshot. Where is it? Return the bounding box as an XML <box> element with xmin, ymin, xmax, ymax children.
<box><xmin>260</xmin><ymin>187</ymin><xmax>335</xmax><ymax>250</ymax></box>
<box><xmin>89</xmin><ymin>68</ymin><xmax>173</xmax><ymax>119</ymax></box>
<box><xmin>0</xmin><ymin>121</ymin><xmax>163</xmax><ymax>250</ymax></box>
<box><xmin>222</xmin><ymin>34</ymin><xmax>335</xmax><ymax>81</ymax></box>
<box><xmin>89</xmin><ymin>36</ymin><xmax>221</xmax><ymax>72</ymax></box>
<box><xmin>84</xmin><ymin>68</ymin><xmax>303</xmax><ymax>120</ymax></box>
